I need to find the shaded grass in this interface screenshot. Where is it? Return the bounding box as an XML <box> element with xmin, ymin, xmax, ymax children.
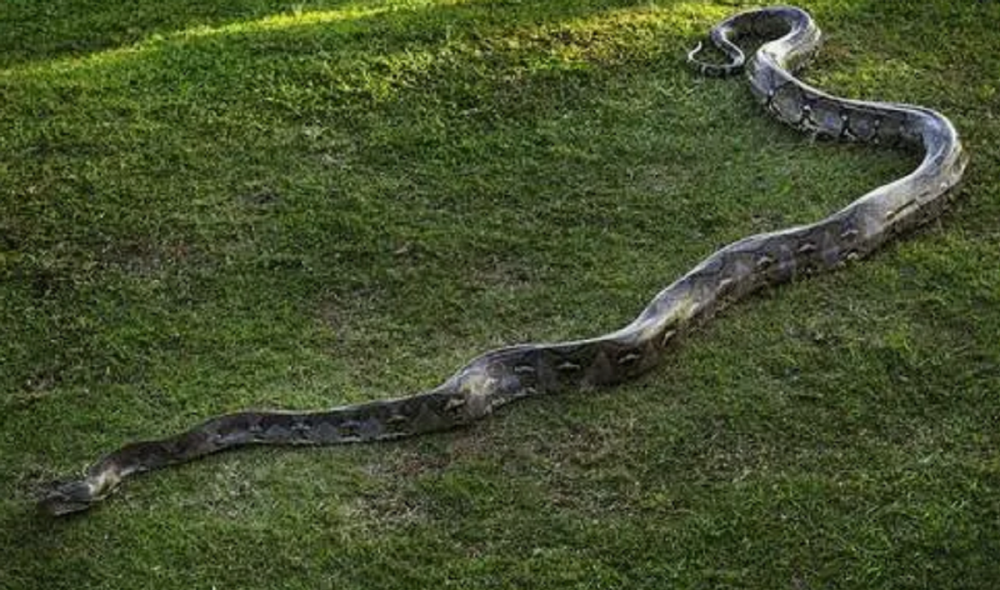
<box><xmin>2</xmin><ymin>0</ymin><xmax>999</xmax><ymax>588</ymax></box>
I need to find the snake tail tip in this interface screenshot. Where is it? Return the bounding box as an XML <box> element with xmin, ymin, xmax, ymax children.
<box><xmin>37</xmin><ymin>479</ymin><xmax>98</xmax><ymax>517</ymax></box>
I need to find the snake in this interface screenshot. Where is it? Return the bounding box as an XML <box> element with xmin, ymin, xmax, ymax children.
<box><xmin>39</xmin><ymin>6</ymin><xmax>967</xmax><ymax>516</ymax></box>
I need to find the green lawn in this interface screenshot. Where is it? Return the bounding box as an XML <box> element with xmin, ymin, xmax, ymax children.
<box><xmin>2</xmin><ymin>0</ymin><xmax>999</xmax><ymax>587</ymax></box>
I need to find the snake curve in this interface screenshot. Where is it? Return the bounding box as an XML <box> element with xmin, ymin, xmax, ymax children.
<box><xmin>39</xmin><ymin>6</ymin><xmax>967</xmax><ymax>515</ymax></box>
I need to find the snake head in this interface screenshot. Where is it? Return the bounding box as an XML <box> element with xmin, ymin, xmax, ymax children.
<box><xmin>37</xmin><ymin>479</ymin><xmax>96</xmax><ymax>516</ymax></box>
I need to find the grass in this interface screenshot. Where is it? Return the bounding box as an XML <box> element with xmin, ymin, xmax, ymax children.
<box><xmin>2</xmin><ymin>0</ymin><xmax>999</xmax><ymax>587</ymax></box>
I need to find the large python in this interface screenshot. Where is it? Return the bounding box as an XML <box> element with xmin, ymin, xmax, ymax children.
<box><xmin>40</xmin><ymin>6</ymin><xmax>967</xmax><ymax>515</ymax></box>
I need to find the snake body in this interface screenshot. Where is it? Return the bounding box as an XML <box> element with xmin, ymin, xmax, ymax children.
<box><xmin>40</xmin><ymin>6</ymin><xmax>966</xmax><ymax>515</ymax></box>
